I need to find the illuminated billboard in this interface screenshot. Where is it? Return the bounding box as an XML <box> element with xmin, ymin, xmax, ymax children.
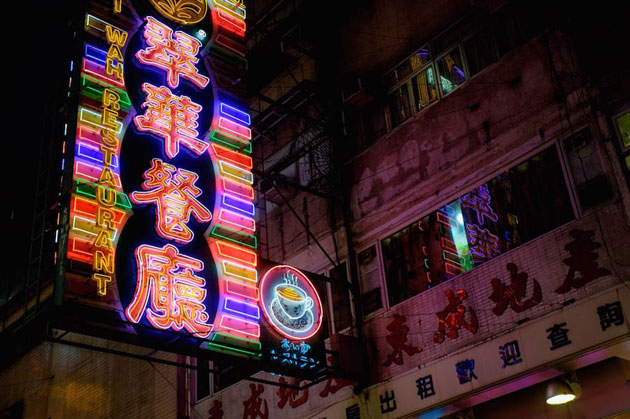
<box><xmin>58</xmin><ymin>0</ymin><xmax>325</xmax><ymax>374</ymax></box>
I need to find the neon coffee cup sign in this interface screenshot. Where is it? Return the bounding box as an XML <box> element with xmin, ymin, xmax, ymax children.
<box><xmin>260</xmin><ymin>265</ymin><xmax>323</xmax><ymax>340</ymax></box>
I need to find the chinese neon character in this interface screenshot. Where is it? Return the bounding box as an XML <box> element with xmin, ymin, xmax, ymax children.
<box><xmin>383</xmin><ymin>314</ymin><xmax>422</xmax><ymax>367</ymax></box>
<box><xmin>546</xmin><ymin>322</ymin><xmax>571</xmax><ymax>350</ymax></box>
<box><xmin>137</xmin><ymin>16</ymin><xmax>209</xmax><ymax>89</ymax></box>
<box><xmin>134</xmin><ymin>83</ymin><xmax>208</xmax><ymax>158</ymax></box>
<box><xmin>434</xmin><ymin>289</ymin><xmax>478</xmax><ymax>343</ymax></box>
<box><xmin>243</xmin><ymin>383</ymin><xmax>268</xmax><ymax>419</ymax></box>
<box><xmin>455</xmin><ymin>359</ymin><xmax>477</xmax><ymax>384</ymax></box>
<box><xmin>416</xmin><ymin>375</ymin><xmax>436</xmax><ymax>400</ymax></box>
<box><xmin>466</xmin><ymin>223</ymin><xmax>500</xmax><ymax>262</ymax></box>
<box><xmin>319</xmin><ymin>356</ymin><xmax>353</xmax><ymax>397</ymax></box>
<box><xmin>125</xmin><ymin>243</ymin><xmax>212</xmax><ymax>338</ymax></box>
<box><xmin>460</xmin><ymin>184</ymin><xmax>498</xmax><ymax>225</ymax></box>
<box><xmin>276</xmin><ymin>377</ymin><xmax>308</xmax><ymax>409</ymax></box>
<box><xmin>555</xmin><ymin>229</ymin><xmax>611</xmax><ymax>294</ymax></box>
<box><xmin>130</xmin><ymin>159</ymin><xmax>211</xmax><ymax>243</ymax></box>
<box><xmin>499</xmin><ymin>340</ymin><xmax>522</xmax><ymax>368</ymax></box>
<box><xmin>208</xmin><ymin>400</ymin><xmax>223</xmax><ymax>419</ymax></box>
<box><xmin>597</xmin><ymin>301</ymin><xmax>624</xmax><ymax>331</ymax></box>
<box><xmin>379</xmin><ymin>390</ymin><xmax>397</xmax><ymax>414</ymax></box>
<box><xmin>489</xmin><ymin>263</ymin><xmax>542</xmax><ymax>315</ymax></box>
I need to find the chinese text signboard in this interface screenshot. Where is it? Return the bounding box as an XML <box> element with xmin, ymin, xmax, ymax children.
<box><xmin>258</xmin><ymin>265</ymin><xmax>327</xmax><ymax>378</ymax></box>
<box><xmin>62</xmin><ymin>0</ymin><xmax>326</xmax><ymax>372</ymax></box>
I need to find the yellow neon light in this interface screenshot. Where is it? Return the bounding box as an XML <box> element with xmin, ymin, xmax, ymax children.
<box><xmin>79</xmin><ymin>108</ymin><xmax>123</xmax><ymax>133</ymax></box>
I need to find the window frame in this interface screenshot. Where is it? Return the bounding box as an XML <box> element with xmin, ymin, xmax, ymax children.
<box><xmin>190</xmin><ymin>357</ymin><xmax>214</xmax><ymax>404</ymax></box>
<box><xmin>556</xmin><ymin>124</ymin><xmax>616</xmax><ymax>217</ymax></box>
<box><xmin>355</xmin><ymin>242</ymin><xmax>386</xmax><ymax>319</ymax></box>
<box><xmin>324</xmin><ymin>260</ymin><xmax>356</xmax><ymax>335</ymax></box>
<box><xmin>434</xmin><ymin>43</ymin><xmax>468</xmax><ymax>98</ymax></box>
<box><xmin>377</xmin><ymin>138</ymin><xmax>583</xmax><ymax>311</ymax></box>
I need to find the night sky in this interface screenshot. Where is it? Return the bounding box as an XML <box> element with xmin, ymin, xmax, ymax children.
<box><xmin>2</xmin><ymin>2</ymin><xmax>74</xmax><ymax>303</ymax></box>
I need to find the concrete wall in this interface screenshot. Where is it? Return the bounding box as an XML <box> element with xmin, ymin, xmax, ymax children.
<box><xmin>0</xmin><ymin>334</ymin><xmax>178</xmax><ymax>419</ymax></box>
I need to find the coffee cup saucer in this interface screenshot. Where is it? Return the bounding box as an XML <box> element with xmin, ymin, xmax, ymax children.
<box><xmin>270</xmin><ymin>298</ymin><xmax>314</xmax><ymax>333</ymax></box>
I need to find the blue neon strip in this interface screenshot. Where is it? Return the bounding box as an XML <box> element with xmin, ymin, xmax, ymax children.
<box><xmin>84</xmin><ymin>44</ymin><xmax>107</xmax><ymax>65</ymax></box>
<box><xmin>76</xmin><ymin>143</ymin><xmax>119</xmax><ymax>167</ymax></box>
<box><xmin>222</xmin><ymin>195</ymin><xmax>255</xmax><ymax>216</ymax></box>
<box><xmin>220</xmin><ymin>103</ymin><xmax>251</xmax><ymax>126</ymax></box>
<box><xmin>224</xmin><ymin>298</ymin><xmax>260</xmax><ymax>320</ymax></box>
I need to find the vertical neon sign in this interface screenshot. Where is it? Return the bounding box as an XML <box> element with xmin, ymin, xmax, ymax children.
<box><xmin>69</xmin><ymin>0</ymin><xmax>258</xmax><ymax>358</ymax></box>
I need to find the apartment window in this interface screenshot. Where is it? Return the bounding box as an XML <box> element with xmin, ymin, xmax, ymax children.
<box><xmin>388</xmin><ymin>85</ymin><xmax>413</xmax><ymax>129</ymax></box>
<box><xmin>562</xmin><ymin>129</ymin><xmax>613</xmax><ymax>211</ymax></box>
<box><xmin>357</xmin><ymin>245</ymin><xmax>382</xmax><ymax>316</ymax></box>
<box><xmin>196</xmin><ymin>358</ymin><xmax>211</xmax><ymax>401</ymax></box>
<box><xmin>329</xmin><ymin>262</ymin><xmax>353</xmax><ymax>333</ymax></box>
<box><xmin>464</xmin><ymin>29</ymin><xmax>497</xmax><ymax>76</ymax></box>
<box><xmin>411</xmin><ymin>66</ymin><xmax>438</xmax><ymax>111</ymax></box>
<box><xmin>615</xmin><ymin>111</ymin><xmax>630</xmax><ymax>170</ymax></box>
<box><xmin>382</xmin><ymin>144</ymin><xmax>574</xmax><ymax>307</ymax></box>
<box><xmin>437</xmin><ymin>46</ymin><xmax>466</xmax><ymax>95</ymax></box>
<box><xmin>364</xmin><ymin>102</ymin><xmax>387</xmax><ymax>144</ymax></box>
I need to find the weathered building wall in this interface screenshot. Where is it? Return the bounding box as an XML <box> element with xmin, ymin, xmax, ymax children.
<box><xmin>348</xmin><ymin>32</ymin><xmax>588</xmax><ymax>243</ymax></box>
<box><xmin>0</xmin><ymin>335</ymin><xmax>178</xmax><ymax>419</ymax></box>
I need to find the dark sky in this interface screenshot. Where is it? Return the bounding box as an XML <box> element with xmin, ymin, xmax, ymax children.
<box><xmin>2</xmin><ymin>2</ymin><xmax>73</xmax><ymax>302</ymax></box>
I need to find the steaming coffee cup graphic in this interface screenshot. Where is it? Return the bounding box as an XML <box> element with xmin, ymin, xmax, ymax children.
<box><xmin>275</xmin><ymin>284</ymin><xmax>313</xmax><ymax>320</ymax></box>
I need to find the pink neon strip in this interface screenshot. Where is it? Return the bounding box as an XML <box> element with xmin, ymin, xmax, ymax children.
<box><xmin>215</xmin><ymin>34</ymin><xmax>246</xmax><ymax>57</ymax></box>
<box><xmin>77</xmin><ymin>125</ymin><xmax>103</xmax><ymax>147</ymax></box>
<box><xmin>219</xmin><ymin>314</ymin><xmax>260</xmax><ymax>338</ymax></box>
<box><xmin>217</xmin><ymin>9</ymin><xmax>246</xmax><ymax>35</ymax></box>
<box><xmin>226</xmin><ymin>279</ymin><xmax>259</xmax><ymax>300</ymax></box>
<box><xmin>82</xmin><ymin>58</ymin><xmax>125</xmax><ymax>88</ymax></box>
<box><xmin>222</xmin><ymin>178</ymin><xmax>254</xmax><ymax>199</ymax></box>
<box><xmin>218</xmin><ymin>117</ymin><xmax>251</xmax><ymax>141</ymax></box>
<box><xmin>219</xmin><ymin>209</ymin><xmax>255</xmax><ymax>232</ymax></box>
<box><xmin>74</xmin><ymin>161</ymin><xmax>122</xmax><ymax>188</ymax></box>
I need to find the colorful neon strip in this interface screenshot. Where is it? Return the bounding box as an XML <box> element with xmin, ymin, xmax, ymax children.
<box><xmin>220</xmin><ymin>103</ymin><xmax>250</xmax><ymax>125</ymax></box>
<box><xmin>79</xmin><ymin>107</ymin><xmax>123</xmax><ymax>133</ymax></box>
<box><xmin>218</xmin><ymin>116</ymin><xmax>251</xmax><ymax>141</ymax></box>
<box><xmin>219</xmin><ymin>314</ymin><xmax>260</xmax><ymax>338</ymax></box>
<box><xmin>218</xmin><ymin>209</ymin><xmax>256</xmax><ymax>232</ymax></box>
<box><xmin>210</xmin><ymin>129</ymin><xmax>252</xmax><ymax>154</ymax></box>
<box><xmin>224</xmin><ymin>297</ymin><xmax>260</xmax><ymax>320</ymax></box>
<box><xmin>82</xmin><ymin>58</ymin><xmax>125</xmax><ymax>89</ymax></box>
<box><xmin>76</xmin><ymin>142</ymin><xmax>119</xmax><ymax>167</ymax></box>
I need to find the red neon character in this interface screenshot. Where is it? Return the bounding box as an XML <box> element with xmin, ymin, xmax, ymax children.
<box><xmin>460</xmin><ymin>184</ymin><xmax>498</xmax><ymax>225</ymax></box>
<box><xmin>276</xmin><ymin>377</ymin><xmax>308</xmax><ymax>409</ymax></box>
<box><xmin>555</xmin><ymin>229</ymin><xmax>611</xmax><ymax>294</ymax></box>
<box><xmin>243</xmin><ymin>383</ymin><xmax>268</xmax><ymax>419</ymax></box>
<box><xmin>137</xmin><ymin>16</ymin><xmax>209</xmax><ymax>89</ymax></box>
<box><xmin>466</xmin><ymin>223</ymin><xmax>500</xmax><ymax>262</ymax></box>
<box><xmin>125</xmin><ymin>243</ymin><xmax>212</xmax><ymax>338</ymax></box>
<box><xmin>489</xmin><ymin>263</ymin><xmax>542</xmax><ymax>315</ymax></box>
<box><xmin>208</xmin><ymin>400</ymin><xmax>223</xmax><ymax>419</ymax></box>
<box><xmin>434</xmin><ymin>289</ymin><xmax>478</xmax><ymax>343</ymax></box>
<box><xmin>319</xmin><ymin>356</ymin><xmax>353</xmax><ymax>397</ymax></box>
<box><xmin>134</xmin><ymin>83</ymin><xmax>208</xmax><ymax>158</ymax></box>
<box><xmin>383</xmin><ymin>314</ymin><xmax>422</xmax><ymax>367</ymax></box>
<box><xmin>130</xmin><ymin>159</ymin><xmax>211</xmax><ymax>243</ymax></box>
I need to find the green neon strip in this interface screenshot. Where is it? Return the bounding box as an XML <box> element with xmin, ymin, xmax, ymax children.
<box><xmin>210</xmin><ymin>130</ymin><xmax>252</xmax><ymax>154</ymax></box>
<box><xmin>74</xmin><ymin>179</ymin><xmax>132</xmax><ymax>210</ymax></box>
<box><xmin>210</xmin><ymin>45</ymin><xmax>248</xmax><ymax>70</ymax></box>
<box><xmin>81</xmin><ymin>75</ymin><xmax>131</xmax><ymax>109</ymax></box>
<box><xmin>207</xmin><ymin>341</ymin><xmax>261</xmax><ymax>358</ymax></box>
<box><xmin>210</xmin><ymin>331</ymin><xmax>262</xmax><ymax>351</ymax></box>
<box><xmin>210</xmin><ymin>225</ymin><xmax>257</xmax><ymax>248</ymax></box>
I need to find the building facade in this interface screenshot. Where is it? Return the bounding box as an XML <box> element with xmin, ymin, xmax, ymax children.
<box><xmin>2</xmin><ymin>1</ymin><xmax>630</xmax><ymax>419</ymax></box>
<box><xmin>191</xmin><ymin>0</ymin><xmax>630</xmax><ymax>418</ymax></box>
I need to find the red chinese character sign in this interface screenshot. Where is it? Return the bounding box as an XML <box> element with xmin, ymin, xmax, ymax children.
<box><xmin>259</xmin><ymin>265</ymin><xmax>326</xmax><ymax>377</ymax></box>
<box><xmin>62</xmin><ymin>0</ymin><xmax>258</xmax><ymax>360</ymax></box>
